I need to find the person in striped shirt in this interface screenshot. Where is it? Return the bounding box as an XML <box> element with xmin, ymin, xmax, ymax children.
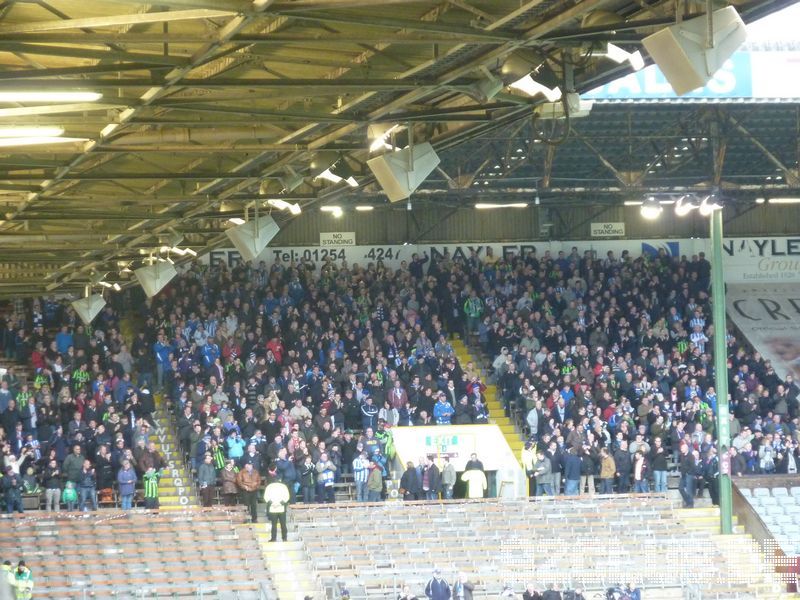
<box><xmin>352</xmin><ymin>450</ymin><xmax>370</xmax><ymax>502</ymax></box>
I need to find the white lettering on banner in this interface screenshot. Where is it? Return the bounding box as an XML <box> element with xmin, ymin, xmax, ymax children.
<box><xmin>152</xmin><ymin>423</ymin><xmax>191</xmax><ymax>504</ymax></box>
<box><xmin>200</xmin><ymin>236</ymin><xmax>800</xmax><ymax>284</ymax></box>
<box><xmin>320</xmin><ymin>231</ymin><xmax>356</xmax><ymax>247</ymax></box>
<box><xmin>590</xmin><ymin>222</ymin><xmax>626</xmax><ymax>238</ymax></box>
<box><xmin>727</xmin><ymin>284</ymin><xmax>800</xmax><ymax>380</ymax></box>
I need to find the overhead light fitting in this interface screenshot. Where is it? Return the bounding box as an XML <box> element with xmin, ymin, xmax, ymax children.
<box><xmin>0</xmin><ymin>91</ymin><xmax>102</xmax><ymax>103</ymax></box>
<box><xmin>321</xmin><ymin>206</ymin><xmax>343</xmax><ymax>218</ymax></box>
<box><xmin>267</xmin><ymin>198</ymin><xmax>302</xmax><ymax>215</ymax></box>
<box><xmin>99</xmin><ymin>281</ymin><xmax>122</xmax><ymax>291</ymax></box>
<box><xmin>698</xmin><ymin>195</ymin><xmax>723</xmax><ymax>216</ymax></box>
<box><xmin>501</xmin><ymin>55</ymin><xmax>562</xmax><ymax>102</ymax></box>
<box><xmin>0</xmin><ymin>136</ymin><xmax>86</xmax><ymax>147</ymax></box>
<box><xmin>465</xmin><ymin>75</ymin><xmax>504</xmax><ymax>104</ymax></box>
<box><xmin>355</xmin><ymin>205</ymin><xmax>374</xmax><ymax>211</ymax></box>
<box><xmin>674</xmin><ymin>195</ymin><xmax>699</xmax><ymax>216</ymax></box>
<box><xmin>228</xmin><ymin>217</ymin><xmax>246</xmax><ymax>225</ymax></box>
<box><xmin>279</xmin><ymin>170</ymin><xmax>304</xmax><ymax>193</ymax></box>
<box><xmin>311</xmin><ymin>152</ymin><xmax>359</xmax><ymax>187</ymax></box>
<box><xmin>601</xmin><ymin>43</ymin><xmax>645</xmax><ymax>71</ymax></box>
<box><xmin>508</xmin><ymin>75</ymin><xmax>562</xmax><ymax>102</ymax></box>
<box><xmin>475</xmin><ymin>203</ymin><xmax>528</xmax><ymax>209</ymax></box>
<box><xmin>640</xmin><ymin>196</ymin><xmax>663</xmax><ymax>220</ymax></box>
<box><xmin>0</xmin><ymin>127</ymin><xmax>65</xmax><ymax>137</ymax></box>
<box><xmin>766</xmin><ymin>197</ymin><xmax>800</xmax><ymax>204</ymax></box>
<box><xmin>368</xmin><ymin>123</ymin><xmax>402</xmax><ymax>152</ymax></box>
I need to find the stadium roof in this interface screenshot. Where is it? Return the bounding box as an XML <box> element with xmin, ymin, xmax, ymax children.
<box><xmin>0</xmin><ymin>0</ymin><xmax>795</xmax><ymax>297</ymax></box>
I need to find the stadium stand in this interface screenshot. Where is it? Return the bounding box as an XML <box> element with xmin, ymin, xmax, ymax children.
<box><xmin>2</xmin><ymin>244</ymin><xmax>800</xmax><ymax>597</ymax></box>
<box><xmin>0</xmin><ymin>507</ymin><xmax>276</xmax><ymax>599</ymax></box>
<box><xmin>287</xmin><ymin>495</ymin><xmax>786</xmax><ymax>599</ymax></box>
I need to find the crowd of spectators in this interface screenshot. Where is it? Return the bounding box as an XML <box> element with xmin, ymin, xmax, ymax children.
<box><xmin>0</xmin><ymin>243</ymin><xmax>799</xmax><ymax>515</ymax></box>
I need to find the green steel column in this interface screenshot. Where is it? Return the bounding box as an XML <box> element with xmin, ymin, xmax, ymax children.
<box><xmin>710</xmin><ymin>208</ymin><xmax>733</xmax><ymax>534</ymax></box>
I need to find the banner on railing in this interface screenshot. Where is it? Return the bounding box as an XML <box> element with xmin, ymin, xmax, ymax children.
<box><xmin>727</xmin><ymin>283</ymin><xmax>800</xmax><ymax>379</ymax></box>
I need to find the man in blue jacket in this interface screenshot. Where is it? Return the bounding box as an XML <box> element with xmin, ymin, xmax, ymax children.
<box><xmin>563</xmin><ymin>448</ymin><xmax>582</xmax><ymax>496</ymax></box>
<box><xmin>433</xmin><ymin>395</ymin><xmax>454</xmax><ymax>425</ymax></box>
<box><xmin>425</xmin><ymin>569</ymin><xmax>451</xmax><ymax>600</ymax></box>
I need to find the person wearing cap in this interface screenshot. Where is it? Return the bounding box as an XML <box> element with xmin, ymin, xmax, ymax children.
<box><xmin>197</xmin><ymin>453</ymin><xmax>218</xmax><ymax>507</ymax></box>
<box><xmin>425</xmin><ymin>569</ymin><xmax>451</xmax><ymax>600</ymax></box>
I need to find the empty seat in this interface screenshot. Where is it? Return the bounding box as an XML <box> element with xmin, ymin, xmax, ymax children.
<box><xmin>739</xmin><ymin>488</ymin><xmax>752</xmax><ymax>498</ymax></box>
<box><xmin>774</xmin><ymin>514</ymin><xmax>793</xmax><ymax>526</ymax></box>
<box><xmin>753</xmin><ymin>487</ymin><xmax>771</xmax><ymax>498</ymax></box>
<box><xmin>765</xmin><ymin>505</ymin><xmax>785</xmax><ymax>516</ymax></box>
<box><xmin>772</xmin><ymin>487</ymin><xmax>789</xmax><ymax>497</ymax></box>
<box><xmin>758</xmin><ymin>496</ymin><xmax>778</xmax><ymax>507</ymax></box>
<box><xmin>790</xmin><ymin>487</ymin><xmax>800</xmax><ymax>497</ymax></box>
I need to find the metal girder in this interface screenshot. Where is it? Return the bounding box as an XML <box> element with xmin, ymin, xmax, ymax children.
<box><xmin>0</xmin><ymin>42</ymin><xmax>191</xmax><ymax>66</ymax></box>
<box><xmin>0</xmin><ymin>77</ymin><xmax>476</xmax><ymax>89</ymax></box>
<box><xmin>0</xmin><ymin>63</ymin><xmax>173</xmax><ymax>81</ymax></box>
<box><xmin>0</xmin><ymin>0</ymin><xmax>792</xmax><ymax>299</ymax></box>
<box><xmin>725</xmin><ymin>114</ymin><xmax>800</xmax><ymax>187</ymax></box>
<box><xmin>573</xmin><ymin>130</ymin><xmax>632</xmax><ymax>187</ymax></box>
<box><xmin>0</xmin><ymin>10</ymin><xmax>238</xmax><ymax>34</ymax></box>
<box><xmin>0</xmin><ymin>172</ymin><xmax>263</xmax><ymax>180</ymax></box>
<box><xmin>271</xmin><ymin>12</ymin><xmax>517</xmax><ymax>41</ymax></box>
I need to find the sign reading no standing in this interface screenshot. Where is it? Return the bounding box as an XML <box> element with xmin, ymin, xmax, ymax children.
<box><xmin>320</xmin><ymin>231</ymin><xmax>356</xmax><ymax>247</ymax></box>
<box><xmin>590</xmin><ymin>222</ymin><xmax>626</xmax><ymax>238</ymax></box>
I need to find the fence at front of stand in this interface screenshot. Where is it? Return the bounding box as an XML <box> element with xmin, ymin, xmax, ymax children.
<box><xmin>65</xmin><ymin>581</ymin><xmax>279</xmax><ymax>599</ymax></box>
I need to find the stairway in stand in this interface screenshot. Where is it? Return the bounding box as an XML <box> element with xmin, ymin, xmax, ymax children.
<box><xmin>673</xmin><ymin>506</ymin><xmax>788</xmax><ymax>598</ymax></box>
<box><xmin>118</xmin><ymin>316</ymin><xmax>197</xmax><ymax>509</ymax></box>
<box><xmin>451</xmin><ymin>337</ymin><xmax>524</xmax><ymax>463</ymax></box>
<box><xmin>255</xmin><ymin>524</ymin><xmax>326</xmax><ymax>600</ymax></box>
<box><xmin>150</xmin><ymin>394</ymin><xmax>197</xmax><ymax>509</ymax></box>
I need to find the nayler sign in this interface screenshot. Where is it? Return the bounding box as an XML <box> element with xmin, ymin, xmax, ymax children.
<box><xmin>590</xmin><ymin>222</ymin><xmax>626</xmax><ymax>238</ymax></box>
<box><xmin>201</xmin><ymin>236</ymin><xmax>800</xmax><ymax>284</ymax></box>
<box><xmin>320</xmin><ymin>231</ymin><xmax>356</xmax><ymax>247</ymax></box>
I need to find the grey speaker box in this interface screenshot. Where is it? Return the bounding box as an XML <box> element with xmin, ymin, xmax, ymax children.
<box><xmin>642</xmin><ymin>6</ymin><xmax>746</xmax><ymax>96</ymax></box>
<box><xmin>367</xmin><ymin>142</ymin><xmax>441</xmax><ymax>203</ymax></box>
<box><xmin>134</xmin><ymin>262</ymin><xmax>178</xmax><ymax>298</ymax></box>
<box><xmin>224</xmin><ymin>215</ymin><xmax>280</xmax><ymax>262</ymax></box>
<box><xmin>71</xmin><ymin>294</ymin><xmax>106</xmax><ymax>325</ymax></box>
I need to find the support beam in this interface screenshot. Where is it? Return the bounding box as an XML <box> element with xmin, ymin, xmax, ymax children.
<box><xmin>0</xmin><ymin>10</ymin><xmax>238</xmax><ymax>34</ymax></box>
<box><xmin>726</xmin><ymin>115</ymin><xmax>800</xmax><ymax>186</ymax></box>
<box><xmin>574</xmin><ymin>131</ymin><xmax>631</xmax><ymax>187</ymax></box>
<box><xmin>0</xmin><ymin>77</ymin><xmax>475</xmax><ymax>90</ymax></box>
<box><xmin>710</xmin><ymin>209</ymin><xmax>733</xmax><ymax>535</ymax></box>
<box><xmin>0</xmin><ymin>42</ymin><xmax>191</xmax><ymax>66</ymax></box>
